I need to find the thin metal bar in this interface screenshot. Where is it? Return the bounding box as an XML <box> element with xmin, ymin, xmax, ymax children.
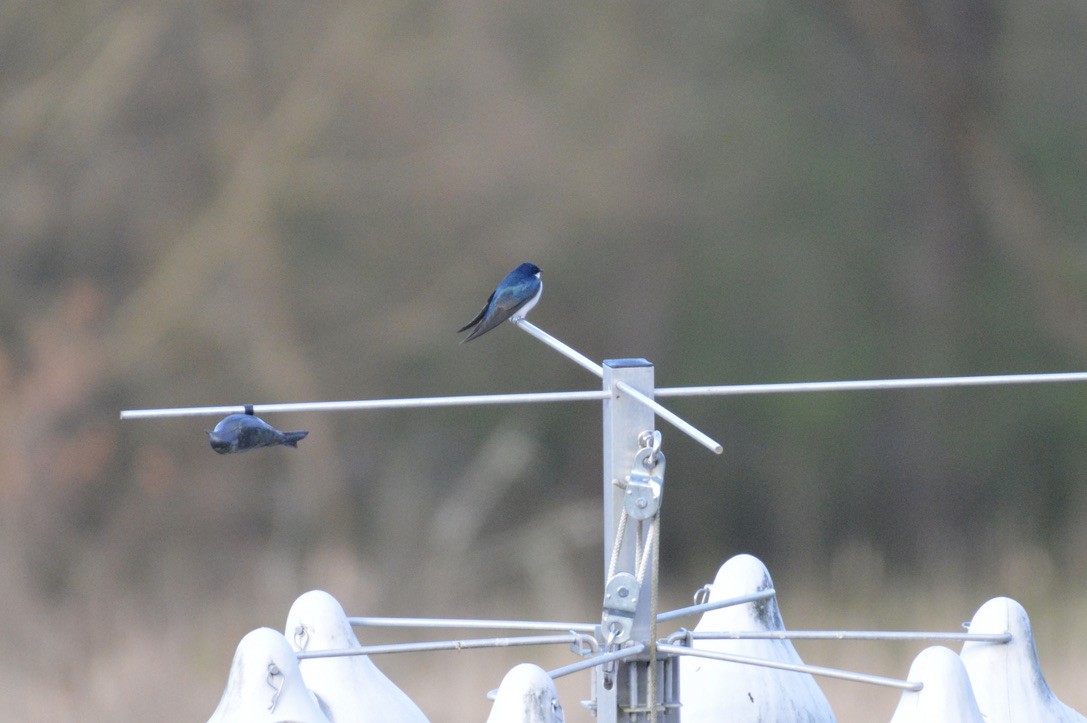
<box><xmin>120</xmin><ymin>371</ymin><xmax>1087</xmax><ymax>420</ymax></box>
<box><xmin>655</xmin><ymin>644</ymin><xmax>922</xmax><ymax>692</ymax></box>
<box><xmin>614</xmin><ymin>380</ymin><xmax>723</xmax><ymax>454</ymax></box>
<box><xmin>656</xmin><ymin>371</ymin><xmax>1087</xmax><ymax>398</ymax></box>
<box><xmin>349</xmin><ymin>616</ymin><xmax>597</xmax><ymax>634</ymax></box>
<box><xmin>296</xmin><ymin>633</ymin><xmax>578</xmax><ymax>660</ymax></box>
<box><xmin>656</xmin><ymin>589</ymin><xmax>776</xmax><ymax>623</ymax></box>
<box><xmin>119</xmin><ymin>389</ymin><xmax>609</xmax><ymax>420</ymax></box>
<box><xmin>484</xmin><ymin>644</ymin><xmax>649</xmax><ymax>701</ymax></box>
<box><xmin>688</xmin><ymin>630</ymin><xmax>1011</xmax><ymax>643</ymax></box>
<box><xmin>516</xmin><ymin>319</ymin><xmax>723</xmax><ymax>453</ymax></box>
<box><xmin>513</xmin><ymin>319</ymin><xmax>605</xmax><ymax>377</ymax></box>
<box><xmin>547</xmin><ymin>643</ymin><xmax>648</xmax><ymax>680</ymax></box>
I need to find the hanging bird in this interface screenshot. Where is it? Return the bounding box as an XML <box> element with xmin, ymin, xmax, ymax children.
<box><xmin>459</xmin><ymin>263</ymin><xmax>542</xmax><ymax>342</ymax></box>
<box><xmin>206</xmin><ymin>413</ymin><xmax>308</xmax><ymax>454</ymax></box>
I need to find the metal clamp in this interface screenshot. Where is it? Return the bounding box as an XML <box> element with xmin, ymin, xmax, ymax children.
<box><xmin>601</xmin><ymin>572</ymin><xmax>640</xmax><ymax>645</ymax></box>
<box><xmin>624</xmin><ymin>446</ymin><xmax>665</xmax><ymax>521</ymax></box>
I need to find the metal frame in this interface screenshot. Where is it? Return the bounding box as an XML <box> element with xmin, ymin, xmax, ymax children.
<box><xmin>119</xmin><ymin>319</ymin><xmax>1068</xmax><ymax>722</ymax></box>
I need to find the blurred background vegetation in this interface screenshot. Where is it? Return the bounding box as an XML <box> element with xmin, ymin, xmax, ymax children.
<box><xmin>1</xmin><ymin>0</ymin><xmax>1086</xmax><ymax>720</ymax></box>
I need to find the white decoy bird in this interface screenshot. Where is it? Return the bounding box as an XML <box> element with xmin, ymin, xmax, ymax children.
<box><xmin>207</xmin><ymin>627</ymin><xmax>331</xmax><ymax>723</ymax></box>
<box><xmin>960</xmin><ymin>596</ymin><xmax>1086</xmax><ymax>723</ymax></box>
<box><xmin>678</xmin><ymin>553</ymin><xmax>837</xmax><ymax>722</ymax></box>
<box><xmin>486</xmin><ymin>663</ymin><xmax>564</xmax><ymax>723</ymax></box>
<box><xmin>285</xmin><ymin>590</ymin><xmax>430</xmax><ymax>723</ymax></box>
<box><xmin>888</xmin><ymin>646</ymin><xmax>984</xmax><ymax>723</ymax></box>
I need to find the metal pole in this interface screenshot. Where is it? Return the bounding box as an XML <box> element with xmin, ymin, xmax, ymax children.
<box><xmin>349</xmin><ymin>616</ymin><xmax>597</xmax><ymax>633</ymax></box>
<box><xmin>684</xmin><ymin>630</ymin><xmax>1012</xmax><ymax>643</ymax></box>
<box><xmin>548</xmin><ymin>643</ymin><xmax>648</xmax><ymax>680</ymax></box>
<box><xmin>613</xmin><ymin>380</ymin><xmax>723</xmax><ymax>454</ymax></box>
<box><xmin>655</xmin><ymin>589</ymin><xmax>777</xmax><ymax>623</ymax></box>
<box><xmin>599</xmin><ymin>359</ymin><xmax>669</xmax><ymax>723</ymax></box>
<box><xmin>513</xmin><ymin>318</ymin><xmax>605</xmax><ymax>377</ymax></box>
<box><xmin>119</xmin><ymin>389</ymin><xmax>609</xmax><ymax>420</ymax></box>
<box><xmin>655</xmin><ymin>644</ymin><xmax>922</xmax><ymax>692</ymax></box>
<box><xmin>295</xmin><ymin>633</ymin><xmax>579</xmax><ymax>659</ymax></box>
<box><xmin>602</xmin><ymin>360</ymin><xmax>655</xmax><ymax>605</ymax></box>
<box><xmin>654</xmin><ymin>370</ymin><xmax>1087</xmax><ymax>398</ymax></box>
<box><xmin>513</xmin><ymin>320</ymin><xmax>722</xmax><ymax>454</ymax></box>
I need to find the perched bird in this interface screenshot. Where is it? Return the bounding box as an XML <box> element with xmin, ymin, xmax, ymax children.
<box><xmin>206</xmin><ymin>413</ymin><xmax>308</xmax><ymax>454</ymax></box>
<box><xmin>459</xmin><ymin>262</ymin><xmax>542</xmax><ymax>342</ymax></box>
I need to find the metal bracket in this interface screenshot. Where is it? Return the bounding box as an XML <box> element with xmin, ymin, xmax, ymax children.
<box><xmin>570</xmin><ymin>632</ymin><xmax>600</xmax><ymax>657</ymax></box>
<box><xmin>601</xmin><ymin>572</ymin><xmax>640</xmax><ymax>645</ymax></box>
<box><xmin>624</xmin><ymin>446</ymin><xmax>665</xmax><ymax>521</ymax></box>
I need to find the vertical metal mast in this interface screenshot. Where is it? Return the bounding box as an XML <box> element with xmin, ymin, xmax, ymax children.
<box><xmin>602</xmin><ymin>360</ymin><xmax>655</xmax><ymax>584</ymax></box>
<box><xmin>598</xmin><ymin>359</ymin><xmax>677</xmax><ymax>722</ymax></box>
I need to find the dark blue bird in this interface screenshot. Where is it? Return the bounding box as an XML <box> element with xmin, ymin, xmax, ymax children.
<box><xmin>458</xmin><ymin>263</ymin><xmax>542</xmax><ymax>342</ymax></box>
<box><xmin>205</xmin><ymin>413</ymin><xmax>308</xmax><ymax>454</ymax></box>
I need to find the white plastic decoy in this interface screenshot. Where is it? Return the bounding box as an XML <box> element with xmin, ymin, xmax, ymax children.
<box><xmin>888</xmin><ymin>646</ymin><xmax>983</xmax><ymax>723</ymax></box>
<box><xmin>678</xmin><ymin>553</ymin><xmax>837</xmax><ymax>722</ymax></box>
<box><xmin>285</xmin><ymin>590</ymin><xmax>430</xmax><ymax>723</ymax></box>
<box><xmin>207</xmin><ymin>626</ymin><xmax>331</xmax><ymax>723</ymax></box>
<box><xmin>960</xmin><ymin>596</ymin><xmax>1086</xmax><ymax>723</ymax></box>
<box><xmin>485</xmin><ymin>663</ymin><xmax>564</xmax><ymax>723</ymax></box>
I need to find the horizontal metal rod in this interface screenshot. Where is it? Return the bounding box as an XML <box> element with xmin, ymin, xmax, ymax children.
<box><xmin>547</xmin><ymin>643</ymin><xmax>648</xmax><ymax>680</ymax></box>
<box><xmin>484</xmin><ymin>644</ymin><xmax>648</xmax><ymax>701</ymax></box>
<box><xmin>121</xmin><ymin>372</ymin><xmax>1087</xmax><ymax>420</ymax></box>
<box><xmin>513</xmin><ymin>319</ymin><xmax>604</xmax><ymax>377</ymax></box>
<box><xmin>656</xmin><ymin>371</ymin><xmax>1087</xmax><ymax>398</ymax></box>
<box><xmin>655</xmin><ymin>643</ymin><xmax>922</xmax><ymax>692</ymax></box>
<box><xmin>514</xmin><ymin>319</ymin><xmax>722</xmax><ymax>453</ymax></box>
<box><xmin>614</xmin><ymin>380</ymin><xmax>723</xmax><ymax>454</ymax></box>
<box><xmin>350</xmin><ymin>616</ymin><xmax>597</xmax><ymax>634</ymax></box>
<box><xmin>656</xmin><ymin>589</ymin><xmax>776</xmax><ymax>623</ymax></box>
<box><xmin>119</xmin><ymin>390</ymin><xmax>609</xmax><ymax>420</ymax></box>
<box><xmin>296</xmin><ymin>633</ymin><xmax>578</xmax><ymax>660</ymax></box>
<box><xmin>687</xmin><ymin>630</ymin><xmax>1011</xmax><ymax>643</ymax></box>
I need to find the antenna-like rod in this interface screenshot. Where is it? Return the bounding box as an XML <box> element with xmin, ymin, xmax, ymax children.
<box><xmin>119</xmin><ymin>390</ymin><xmax>609</xmax><ymax>420</ymax></box>
<box><xmin>512</xmin><ymin>318</ymin><xmax>604</xmax><ymax>376</ymax></box>
<box><xmin>656</xmin><ymin>371</ymin><xmax>1087</xmax><ymax>398</ymax></box>
<box><xmin>614</xmin><ymin>380</ymin><xmax>723</xmax><ymax>454</ymax></box>
<box><xmin>513</xmin><ymin>318</ymin><xmax>724</xmax><ymax>454</ymax></box>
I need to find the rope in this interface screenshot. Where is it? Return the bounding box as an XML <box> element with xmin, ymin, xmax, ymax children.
<box><xmin>609</xmin><ymin>443</ymin><xmax>664</xmax><ymax>720</ymax></box>
<box><xmin>636</xmin><ymin>520</ymin><xmax>655</xmax><ymax>585</ymax></box>
<box><xmin>646</xmin><ymin>516</ymin><xmax>661</xmax><ymax>721</ymax></box>
<box><xmin>608</xmin><ymin>509</ymin><xmax>628</xmax><ymax>580</ymax></box>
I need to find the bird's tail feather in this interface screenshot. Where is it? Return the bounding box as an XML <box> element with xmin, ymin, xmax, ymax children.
<box><xmin>282</xmin><ymin>431</ymin><xmax>309</xmax><ymax>447</ymax></box>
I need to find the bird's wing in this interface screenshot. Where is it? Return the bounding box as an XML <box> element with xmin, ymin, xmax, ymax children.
<box><xmin>462</xmin><ymin>276</ymin><xmax>540</xmax><ymax>341</ymax></box>
<box><xmin>458</xmin><ymin>290</ymin><xmax>495</xmax><ymax>332</ymax></box>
